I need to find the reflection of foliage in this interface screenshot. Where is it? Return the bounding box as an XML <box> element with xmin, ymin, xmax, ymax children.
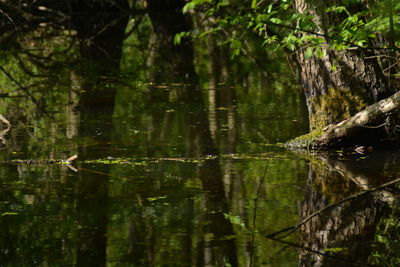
<box><xmin>120</xmin><ymin>15</ymin><xmax>153</xmax><ymax>80</ymax></box>
<box><xmin>0</xmin><ymin>166</ymin><xmax>77</xmax><ymax>266</ymax></box>
<box><xmin>0</xmin><ymin>25</ymin><xmax>78</xmax><ymax>121</ymax></box>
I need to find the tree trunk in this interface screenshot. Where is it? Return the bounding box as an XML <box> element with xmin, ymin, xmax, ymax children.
<box><xmin>293</xmin><ymin>0</ymin><xmax>394</xmax><ymax>132</ymax></box>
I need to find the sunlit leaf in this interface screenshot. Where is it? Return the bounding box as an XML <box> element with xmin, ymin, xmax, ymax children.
<box><xmin>304</xmin><ymin>47</ymin><xmax>314</xmax><ymax>59</ymax></box>
<box><xmin>1</xmin><ymin>212</ymin><xmax>18</xmax><ymax>216</ymax></box>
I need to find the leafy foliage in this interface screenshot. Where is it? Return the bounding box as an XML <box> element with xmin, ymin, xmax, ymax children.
<box><xmin>181</xmin><ymin>0</ymin><xmax>400</xmax><ymax>58</ymax></box>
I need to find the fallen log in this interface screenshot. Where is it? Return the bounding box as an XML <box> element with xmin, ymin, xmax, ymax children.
<box><xmin>287</xmin><ymin>90</ymin><xmax>400</xmax><ymax>149</ymax></box>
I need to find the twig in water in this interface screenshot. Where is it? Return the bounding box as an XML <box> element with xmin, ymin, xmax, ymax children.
<box><xmin>67</xmin><ymin>154</ymin><xmax>78</xmax><ymax>163</ymax></box>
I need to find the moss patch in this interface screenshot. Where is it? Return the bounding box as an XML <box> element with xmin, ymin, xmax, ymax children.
<box><xmin>309</xmin><ymin>88</ymin><xmax>369</xmax><ymax>129</ymax></box>
<box><xmin>285</xmin><ymin>128</ymin><xmax>324</xmax><ymax>149</ymax></box>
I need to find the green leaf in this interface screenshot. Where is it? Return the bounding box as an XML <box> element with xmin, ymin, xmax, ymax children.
<box><xmin>182</xmin><ymin>2</ymin><xmax>196</xmax><ymax>13</ymax></box>
<box><xmin>304</xmin><ymin>47</ymin><xmax>314</xmax><ymax>59</ymax></box>
<box><xmin>325</xmin><ymin>5</ymin><xmax>349</xmax><ymax>15</ymax></box>
<box><xmin>270</xmin><ymin>18</ymin><xmax>282</xmax><ymax>24</ymax></box>
<box><xmin>267</xmin><ymin>4</ymin><xmax>273</xmax><ymax>13</ymax></box>
<box><xmin>1</xmin><ymin>212</ymin><xmax>18</xmax><ymax>216</ymax></box>
<box><xmin>182</xmin><ymin>0</ymin><xmax>212</xmax><ymax>13</ymax></box>
<box><xmin>174</xmin><ymin>31</ymin><xmax>191</xmax><ymax>45</ymax></box>
<box><xmin>286</xmin><ymin>43</ymin><xmax>295</xmax><ymax>51</ymax></box>
<box><xmin>315</xmin><ymin>48</ymin><xmax>323</xmax><ymax>58</ymax></box>
<box><xmin>223</xmin><ymin>213</ymin><xmax>245</xmax><ymax>228</ymax></box>
<box><xmin>230</xmin><ymin>39</ymin><xmax>242</xmax><ymax>58</ymax></box>
<box><xmin>251</xmin><ymin>0</ymin><xmax>257</xmax><ymax>9</ymax></box>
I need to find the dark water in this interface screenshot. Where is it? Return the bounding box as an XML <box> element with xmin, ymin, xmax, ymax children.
<box><xmin>0</xmin><ymin>80</ymin><xmax>310</xmax><ymax>267</ymax></box>
<box><xmin>1</xmin><ymin>5</ymin><xmax>400</xmax><ymax>267</ymax></box>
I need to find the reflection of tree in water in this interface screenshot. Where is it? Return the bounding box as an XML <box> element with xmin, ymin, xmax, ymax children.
<box><xmin>70</xmin><ymin>2</ymin><xmax>129</xmax><ymax>266</ymax></box>
<box><xmin>122</xmin><ymin>38</ymin><xmax>240</xmax><ymax>267</ymax></box>
<box><xmin>0</xmin><ymin>1</ymin><xmax>304</xmax><ymax>266</ymax></box>
<box><xmin>297</xmin><ymin>151</ymin><xmax>400</xmax><ymax>266</ymax></box>
<box><xmin>299</xmin><ymin>190</ymin><xmax>385</xmax><ymax>266</ymax></box>
<box><xmin>188</xmin><ymin>106</ymin><xmax>239</xmax><ymax>267</ymax></box>
<box><xmin>146</xmin><ymin>0</ymin><xmax>201</xmax><ymax>102</ymax></box>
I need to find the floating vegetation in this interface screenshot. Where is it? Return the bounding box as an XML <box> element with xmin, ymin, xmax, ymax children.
<box><xmin>146</xmin><ymin>196</ymin><xmax>168</xmax><ymax>202</ymax></box>
<box><xmin>0</xmin><ymin>151</ymin><xmax>295</xmax><ymax>167</ymax></box>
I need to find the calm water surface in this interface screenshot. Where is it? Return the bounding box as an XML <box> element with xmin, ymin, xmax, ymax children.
<box><xmin>0</xmin><ymin>80</ymin><xmax>310</xmax><ymax>266</ymax></box>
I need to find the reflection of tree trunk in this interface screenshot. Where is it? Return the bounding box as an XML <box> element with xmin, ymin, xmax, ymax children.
<box><xmin>200</xmin><ymin>159</ymin><xmax>238</xmax><ymax>267</ymax></box>
<box><xmin>146</xmin><ymin>0</ymin><xmax>201</xmax><ymax>102</ymax></box>
<box><xmin>126</xmin><ymin>199</ymin><xmax>156</xmax><ymax>266</ymax></box>
<box><xmin>75</xmin><ymin>171</ymin><xmax>109</xmax><ymax>267</ymax></box>
<box><xmin>206</xmin><ymin>35</ymin><xmax>231</xmax><ymax>145</ymax></box>
<box><xmin>297</xmin><ymin>151</ymin><xmax>396</xmax><ymax>266</ymax></box>
<box><xmin>71</xmin><ymin>0</ymin><xmax>129</xmax><ymax>67</ymax></box>
<box><xmin>73</xmin><ymin>69</ymin><xmax>113</xmax><ymax>267</ymax></box>
<box><xmin>74</xmin><ymin>77</ymin><xmax>114</xmax><ymax>267</ymax></box>
<box><xmin>67</xmin><ymin>71</ymin><xmax>81</xmax><ymax>139</ymax></box>
<box><xmin>71</xmin><ymin>0</ymin><xmax>129</xmax><ymax>108</ymax></box>
<box><xmin>299</xmin><ymin>188</ymin><xmax>384</xmax><ymax>266</ymax></box>
<box><xmin>186</xmin><ymin>104</ymin><xmax>238</xmax><ymax>267</ymax></box>
<box><xmin>204</xmin><ymin>36</ymin><xmax>241</xmax><ymax>206</ymax></box>
<box><xmin>70</xmin><ymin>3</ymin><xmax>128</xmax><ymax>264</ymax></box>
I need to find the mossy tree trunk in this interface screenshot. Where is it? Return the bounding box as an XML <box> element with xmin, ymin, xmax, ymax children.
<box><xmin>293</xmin><ymin>0</ymin><xmax>393</xmax><ymax>131</ymax></box>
